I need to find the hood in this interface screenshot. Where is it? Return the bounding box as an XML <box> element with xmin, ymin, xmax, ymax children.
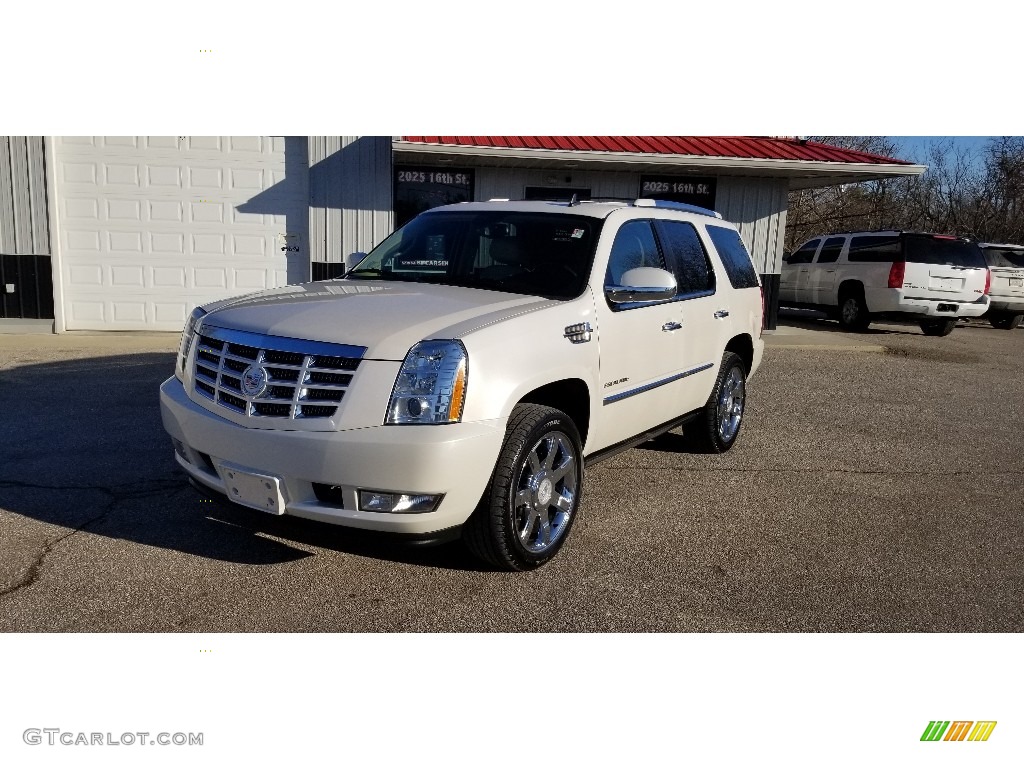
<box><xmin>199</xmin><ymin>280</ymin><xmax>556</xmax><ymax>360</ymax></box>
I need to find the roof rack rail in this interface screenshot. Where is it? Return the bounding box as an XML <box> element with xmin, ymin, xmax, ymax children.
<box><xmin>483</xmin><ymin>196</ymin><xmax>632</xmax><ymax>206</ymax></box>
<box><xmin>634</xmin><ymin>198</ymin><xmax>722</xmax><ymax>219</ymax></box>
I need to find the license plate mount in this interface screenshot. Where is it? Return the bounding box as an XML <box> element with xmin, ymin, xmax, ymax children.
<box><xmin>936</xmin><ymin>303</ymin><xmax>957</xmax><ymax>313</ymax></box>
<box><xmin>215</xmin><ymin>462</ymin><xmax>287</xmax><ymax>515</ymax></box>
<box><xmin>1010</xmin><ymin>277</ymin><xmax>1023</xmax><ymax>288</ymax></box>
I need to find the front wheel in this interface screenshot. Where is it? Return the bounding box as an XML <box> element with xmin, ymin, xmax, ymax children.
<box><xmin>462</xmin><ymin>404</ymin><xmax>583</xmax><ymax>570</ymax></box>
<box><xmin>686</xmin><ymin>351</ymin><xmax>747</xmax><ymax>454</ymax></box>
<box><xmin>920</xmin><ymin>319</ymin><xmax>957</xmax><ymax>336</ymax></box>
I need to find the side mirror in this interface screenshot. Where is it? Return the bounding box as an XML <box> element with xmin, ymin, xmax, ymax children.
<box><xmin>345</xmin><ymin>251</ymin><xmax>368</xmax><ymax>273</ymax></box>
<box><xmin>605</xmin><ymin>267</ymin><xmax>677</xmax><ymax>304</ymax></box>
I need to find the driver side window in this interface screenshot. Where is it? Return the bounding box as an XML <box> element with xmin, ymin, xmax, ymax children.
<box><xmin>605</xmin><ymin>220</ymin><xmax>664</xmax><ymax>285</ymax></box>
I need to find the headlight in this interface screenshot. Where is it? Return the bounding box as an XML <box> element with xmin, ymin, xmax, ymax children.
<box><xmin>176</xmin><ymin>307</ymin><xmax>207</xmax><ymax>381</ymax></box>
<box><xmin>386</xmin><ymin>340</ymin><xmax>468</xmax><ymax>425</ymax></box>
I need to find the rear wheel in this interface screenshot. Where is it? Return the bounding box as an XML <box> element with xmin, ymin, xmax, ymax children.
<box><xmin>989</xmin><ymin>313</ymin><xmax>1022</xmax><ymax>330</ymax></box>
<box><xmin>462</xmin><ymin>404</ymin><xmax>583</xmax><ymax>571</ymax></box>
<box><xmin>920</xmin><ymin>319</ymin><xmax>957</xmax><ymax>336</ymax></box>
<box><xmin>686</xmin><ymin>351</ymin><xmax>747</xmax><ymax>454</ymax></box>
<box><xmin>837</xmin><ymin>287</ymin><xmax>870</xmax><ymax>331</ymax></box>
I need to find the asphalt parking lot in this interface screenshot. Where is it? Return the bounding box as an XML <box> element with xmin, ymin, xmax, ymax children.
<box><xmin>1</xmin><ymin>314</ymin><xmax>1022</xmax><ymax>632</ymax></box>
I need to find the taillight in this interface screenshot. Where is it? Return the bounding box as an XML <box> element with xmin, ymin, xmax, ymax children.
<box><xmin>887</xmin><ymin>261</ymin><xmax>905</xmax><ymax>289</ymax></box>
<box><xmin>984</xmin><ymin>269</ymin><xmax>991</xmax><ymax>295</ymax></box>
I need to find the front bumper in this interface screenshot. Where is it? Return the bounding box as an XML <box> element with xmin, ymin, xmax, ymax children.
<box><xmin>160</xmin><ymin>377</ymin><xmax>505</xmax><ymax>534</ymax></box>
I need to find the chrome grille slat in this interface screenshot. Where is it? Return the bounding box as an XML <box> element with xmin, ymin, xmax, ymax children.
<box><xmin>298</xmin><ymin>382</ymin><xmax>350</xmax><ymax>391</ymax></box>
<box><xmin>191</xmin><ymin>329</ymin><xmax>363</xmax><ymax>421</ymax></box>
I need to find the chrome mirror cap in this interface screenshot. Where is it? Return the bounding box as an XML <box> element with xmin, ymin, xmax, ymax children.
<box><xmin>605</xmin><ymin>267</ymin><xmax>677</xmax><ymax>304</ymax></box>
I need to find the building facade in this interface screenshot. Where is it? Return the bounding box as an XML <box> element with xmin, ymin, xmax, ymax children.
<box><xmin>0</xmin><ymin>136</ymin><xmax>924</xmax><ymax>333</ymax></box>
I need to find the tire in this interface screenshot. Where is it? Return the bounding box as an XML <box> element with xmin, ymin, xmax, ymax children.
<box><xmin>686</xmin><ymin>351</ymin><xmax>747</xmax><ymax>454</ymax></box>
<box><xmin>837</xmin><ymin>287</ymin><xmax>871</xmax><ymax>331</ymax></box>
<box><xmin>462</xmin><ymin>404</ymin><xmax>583</xmax><ymax>571</ymax></box>
<box><xmin>989</xmin><ymin>314</ymin><xmax>1022</xmax><ymax>330</ymax></box>
<box><xmin>920</xmin><ymin>319</ymin><xmax>957</xmax><ymax>336</ymax></box>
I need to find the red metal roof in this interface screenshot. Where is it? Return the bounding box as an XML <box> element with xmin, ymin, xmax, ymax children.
<box><xmin>399</xmin><ymin>136</ymin><xmax>912</xmax><ymax>165</ymax></box>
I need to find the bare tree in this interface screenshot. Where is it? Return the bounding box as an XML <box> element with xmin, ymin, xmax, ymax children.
<box><xmin>785</xmin><ymin>136</ymin><xmax>912</xmax><ymax>251</ymax></box>
<box><xmin>785</xmin><ymin>136</ymin><xmax>1024</xmax><ymax>249</ymax></box>
<box><xmin>979</xmin><ymin>137</ymin><xmax>1024</xmax><ymax>243</ymax></box>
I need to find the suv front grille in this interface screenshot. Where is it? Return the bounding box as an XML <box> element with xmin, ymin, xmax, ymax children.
<box><xmin>191</xmin><ymin>326</ymin><xmax>366</xmax><ymax>420</ymax></box>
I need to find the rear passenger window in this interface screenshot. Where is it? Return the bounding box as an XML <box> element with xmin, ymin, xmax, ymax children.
<box><xmin>848</xmin><ymin>235</ymin><xmax>900</xmax><ymax>262</ymax></box>
<box><xmin>983</xmin><ymin>247</ymin><xmax>1024</xmax><ymax>268</ymax></box>
<box><xmin>816</xmin><ymin>237</ymin><xmax>845</xmax><ymax>264</ymax></box>
<box><xmin>605</xmin><ymin>220</ymin><xmax>664</xmax><ymax>285</ymax></box>
<box><xmin>655</xmin><ymin>220</ymin><xmax>715</xmax><ymax>295</ymax></box>
<box><xmin>705</xmin><ymin>225</ymin><xmax>759</xmax><ymax>289</ymax></box>
<box><xmin>787</xmin><ymin>239</ymin><xmax>820</xmax><ymax>264</ymax></box>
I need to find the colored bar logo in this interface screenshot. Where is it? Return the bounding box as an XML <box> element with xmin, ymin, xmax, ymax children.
<box><xmin>921</xmin><ymin>721</ymin><xmax>997</xmax><ymax>742</ymax></box>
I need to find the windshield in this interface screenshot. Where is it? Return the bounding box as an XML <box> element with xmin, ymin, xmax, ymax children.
<box><xmin>902</xmin><ymin>234</ymin><xmax>987</xmax><ymax>268</ymax></box>
<box><xmin>346</xmin><ymin>211</ymin><xmax>603</xmax><ymax>299</ymax></box>
<box><xmin>982</xmin><ymin>247</ymin><xmax>1024</xmax><ymax>268</ymax></box>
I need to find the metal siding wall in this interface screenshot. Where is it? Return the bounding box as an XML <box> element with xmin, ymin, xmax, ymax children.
<box><xmin>0</xmin><ymin>136</ymin><xmax>53</xmax><ymax>319</ymax></box>
<box><xmin>0</xmin><ymin>137</ymin><xmax>13</xmax><ymax>253</ymax></box>
<box><xmin>0</xmin><ymin>136</ymin><xmax>51</xmax><ymax>256</ymax></box>
<box><xmin>309</xmin><ymin>136</ymin><xmax>393</xmax><ymax>264</ymax></box>
<box><xmin>715</xmin><ymin>176</ymin><xmax>788</xmax><ymax>275</ymax></box>
<box><xmin>27</xmin><ymin>137</ymin><xmax>50</xmax><ymax>253</ymax></box>
<box><xmin>9</xmin><ymin>138</ymin><xmax>34</xmax><ymax>252</ymax></box>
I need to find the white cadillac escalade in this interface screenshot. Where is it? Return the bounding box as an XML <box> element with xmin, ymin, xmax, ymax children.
<box><xmin>160</xmin><ymin>199</ymin><xmax>764</xmax><ymax>570</ymax></box>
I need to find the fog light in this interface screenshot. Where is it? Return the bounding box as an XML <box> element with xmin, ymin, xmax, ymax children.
<box><xmin>358</xmin><ymin>490</ymin><xmax>442</xmax><ymax>514</ymax></box>
<box><xmin>171</xmin><ymin>438</ymin><xmax>189</xmax><ymax>462</ymax></box>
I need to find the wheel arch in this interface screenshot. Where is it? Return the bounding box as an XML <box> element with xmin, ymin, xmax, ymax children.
<box><xmin>724</xmin><ymin>333</ymin><xmax>754</xmax><ymax>375</ymax></box>
<box><xmin>838</xmin><ymin>279</ymin><xmax>865</xmax><ymax>299</ymax></box>
<box><xmin>517</xmin><ymin>378</ymin><xmax>591</xmax><ymax>449</ymax></box>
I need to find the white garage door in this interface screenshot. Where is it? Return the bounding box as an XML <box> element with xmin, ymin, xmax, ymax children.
<box><xmin>53</xmin><ymin>136</ymin><xmax>309</xmax><ymax>331</ymax></box>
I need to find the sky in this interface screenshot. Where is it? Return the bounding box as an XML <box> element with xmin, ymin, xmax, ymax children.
<box><xmin>889</xmin><ymin>136</ymin><xmax>996</xmax><ymax>166</ymax></box>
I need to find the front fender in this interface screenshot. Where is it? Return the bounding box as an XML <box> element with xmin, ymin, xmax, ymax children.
<box><xmin>459</xmin><ymin>291</ymin><xmax>600</xmax><ymax>428</ymax></box>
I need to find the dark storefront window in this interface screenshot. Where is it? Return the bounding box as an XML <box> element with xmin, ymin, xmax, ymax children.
<box><xmin>394</xmin><ymin>166</ymin><xmax>474</xmax><ymax>227</ymax></box>
<box><xmin>639</xmin><ymin>176</ymin><xmax>717</xmax><ymax>208</ymax></box>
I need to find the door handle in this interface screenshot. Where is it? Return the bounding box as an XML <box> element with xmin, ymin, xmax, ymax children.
<box><xmin>713</xmin><ymin>310</ymin><xmax>730</xmax><ymax>319</ymax></box>
<box><xmin>661</xmin><ymin>321</ymin><xmax>682</xmax><ymax>332</ymax></box>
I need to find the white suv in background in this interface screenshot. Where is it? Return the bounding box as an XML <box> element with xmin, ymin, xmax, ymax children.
<box><xmin>780</xmin><ymin>231</ymin><xmax>991</xmax><ymax>336</ymax></box>
<box><xmin>161</xmin><ymin>199</ymin><xmax>764</xmax><ymax>570</ymax></box>
<box><xmin>979</xmin><ymin>242</ymin><xmax>1024</xmax><ymax>330</ymax></box>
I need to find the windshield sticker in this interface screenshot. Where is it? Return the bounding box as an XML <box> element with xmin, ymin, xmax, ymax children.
<box><xmin>553</xmin><ymin>227</ymin><xmax>587</xmax><ymax>242</ymax></box>
<box><xmin>425</xmin><ymin>235</ymin><xmax>446</xmax><ymax>259</ymax></box>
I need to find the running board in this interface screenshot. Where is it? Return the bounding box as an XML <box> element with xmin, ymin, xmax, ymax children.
<box><xmin>584</xmin><ymin>409</ymin><xmax>702</xmax><ymax>467</ymax></box>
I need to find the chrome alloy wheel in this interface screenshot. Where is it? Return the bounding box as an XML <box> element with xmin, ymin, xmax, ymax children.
<box><xmin>716</xmin><ymin>366</ymin><xmax>745</xmax><ymax>442</ymax></box>
<box><xmin>513</xmin><ymin>431</ymin><xmax>578</xmax><ymax>554</ymax></box>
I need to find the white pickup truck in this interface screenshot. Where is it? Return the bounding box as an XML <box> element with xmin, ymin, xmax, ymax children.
<box><xmin>160</xmin><ymin>199</ymin><xmax>764</xmax><ymax>570</ymax></box>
